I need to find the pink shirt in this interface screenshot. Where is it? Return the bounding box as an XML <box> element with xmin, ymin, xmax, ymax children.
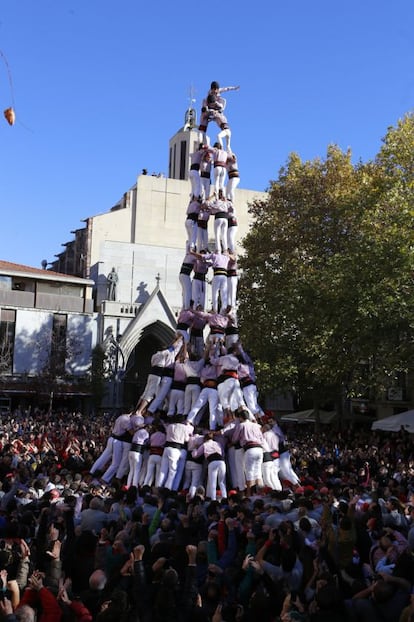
<box><xmin>211</xmin><ymin>147</ymin><xmax>228</xmax><ymax>167</ymax></box>
<box><xmin>202</xmin><ymin>198</ymin><xmax>230</xmax><ymax>215</ymax></box>
<box><xmin>204</xmin><ymin>253</ymin><xmax>229</xmax><ymax>271</ymax></box>
<box><xmin>131</xmin><ymin>428</ymin><xmax>149</xmax><ymax>445</ymax></box>
<box><xmin>212</xmin><ymin>353</ymin><xmax>240</xmax><ymax>375</ymax></box>
<box><xmin>149</xmin><ymin>431</ymin><xmax>166</xmax><ymax>448</ymax></box>
<box><xmin>173</xmin><ymin>362</ymin><xmax>187</xmax><ymax>383</ymax></box>
<box><xmin>177</xmin><ymin>309</ymin><xmax>193</xmax><ymax>326</ymax></box>
<box><xmin>192</xmin><ymin>438</ymin><xmax>223</xmax><ymax>459</ymax></box>
<box><xmin>190</xmin><ymin>149</ymin><xmax>205</xmax><ymax>167</ymax></box>
<box><xmin>238</xmin><ymin>362</ymin><xmax>253</xmax><ymax>381</ymax></box>
<box><xmin>165</xmin><ymin>422</ymin><xmax>192</xmax><ymax>444</ymax></box>
<box><xmin>151</xmin><ymin>339</ymin><xmax>183</xmax><ymax>369</ymax></box>
<box><xmin>233</xmin><ymin>420</ymin><xmax>264</xmax><ymax>447</ymax></box>
<box><xmin>112</xmin><ymin>414</ymin><xmax>133</xmax><ymax>436</ymax></box>
<box><xmin>263</xmin><ymin>429</ymin><xmax>279</xmax><ymax>452</ymax></box>
<box><xmin>200</xmin><ymin>153</ymin><xmax>212</xmax><ymax>175</ymax></box>
<box><xmin>184</xmin><ymin>358</ymin><xmax>205</xmax><ymax>379</ymax></box>
<box><xmin>193</xmin><ymin>257</ymin><xmax>208</xmax><ymax>275</ymax></box>
<box><xmin>195</xmin><ymin>311</ymin><xmax>228</xmax><ymax>330</ymax></box>
<box><xmin>191</xmin><ymin>314</ymin><xmax>208</xmax><ymax>331</ymax></box>
<box><xmin>186</xmin><ymin>199</ymin><xmax>201</xmax><ymax>217</ymax></box>
<box><xmin>200</xmin><ymin>363</ymin><xmax>219</xmax><ymax>382</ymax></box>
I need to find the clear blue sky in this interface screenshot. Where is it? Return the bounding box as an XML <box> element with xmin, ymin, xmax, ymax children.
<box><xmin>1</xmin><ymin>1</ymin><xmax>413</xmax><ymax>269</ymax></box>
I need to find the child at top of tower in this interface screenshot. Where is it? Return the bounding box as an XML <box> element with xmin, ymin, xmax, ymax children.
<box><xmin>198</xmin><ymin>81</ymin><xmax>239</xmax><ymax>151</ymax></box>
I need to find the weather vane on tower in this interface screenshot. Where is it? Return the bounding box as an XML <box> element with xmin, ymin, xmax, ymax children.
<box><xmin>183</xmin><ymin>84</ymin><xmax>197</xmax><ymax>131</ymax></box>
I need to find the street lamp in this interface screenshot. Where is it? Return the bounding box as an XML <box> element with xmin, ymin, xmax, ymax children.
<box><xmin>110</xmin><ymin>335</ymin><xmax>125</xmax><ymax>413</ymax></box>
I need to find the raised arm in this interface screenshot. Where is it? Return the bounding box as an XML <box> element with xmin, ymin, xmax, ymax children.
<box><xmin>219</xmin><ymin>86</ymin><xmax>240</xmax><ymax>93</ymax></box>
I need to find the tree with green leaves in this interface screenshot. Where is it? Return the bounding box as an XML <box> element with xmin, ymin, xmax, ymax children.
<box><xmin>238</xmin><ymin>113</ymin><xmax>414</xmax><ymax>420</ymax></box>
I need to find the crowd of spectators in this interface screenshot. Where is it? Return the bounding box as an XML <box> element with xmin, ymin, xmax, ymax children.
<box><xmin>0</xmin><ymin>406</ymin><xmax>412</xmax><ymax>622</ymax></box>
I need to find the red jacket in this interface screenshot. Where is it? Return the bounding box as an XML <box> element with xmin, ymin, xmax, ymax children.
<box><xmin>18</xmin><ymin>587</ymin><xmax>62</xmax><ymax>622</ymax></box>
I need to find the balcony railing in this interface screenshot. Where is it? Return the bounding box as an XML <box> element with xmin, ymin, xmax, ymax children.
<box><xmin>0</xmin><ymin>290</ymin><xmax>93</xmax><ymax>313</ymax></box>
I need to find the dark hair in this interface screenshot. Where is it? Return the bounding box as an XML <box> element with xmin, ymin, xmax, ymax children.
<box><xmin>280</xmin><ymin>547</ymin><xmax>296</xmax><ymax>572</ymax></box>
<box><xmin>299</xmin><ymin>517</ymin><xmax>312</xmax><ymax>533</ymax></box>
<box><xmin>373</xmin><ymin>580</ymin><xmax>395</xmax><ymax>603</ymax></box>
<box><xmin>316</xmin><ymin>584</ymin><xmax>344</xmax><ymax>610</ymax></box>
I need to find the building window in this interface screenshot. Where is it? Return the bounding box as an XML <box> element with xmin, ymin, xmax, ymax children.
<box><xmin>51</xmin><ymin>314</ymin><xmax>67</xmax><ymax>376</ymax></box>
<box><xmin>12</xmin><ymin>281</ymin><xmax>26</xmax><ymax>291</ymax></box>
<box><xmin>0</xmin><ymin>309</ymin><xmax>16</xmax><ymax>374</ymax></box>
<box><xmin>179</xmin><ymin>140</ymin><xmax>187</xmax><ymax>180</ymax></box>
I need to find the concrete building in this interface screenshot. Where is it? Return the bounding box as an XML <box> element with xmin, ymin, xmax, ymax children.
<box><xmin>0</xmin><ymin>260</ymin><xmax>95</xmax><ymax>412</ymax></box>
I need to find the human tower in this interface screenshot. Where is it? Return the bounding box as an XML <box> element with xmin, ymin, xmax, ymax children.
<box><xmin>90</xmin><ymin>82</ymin><xmax>301</xmax><ymax>498</ymax></box>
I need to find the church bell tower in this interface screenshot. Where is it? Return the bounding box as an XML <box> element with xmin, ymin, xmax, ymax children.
<box><xmin>168</xmin><ymin>89</ymin><xmax>204</xmax><ymax>181</ymax></box>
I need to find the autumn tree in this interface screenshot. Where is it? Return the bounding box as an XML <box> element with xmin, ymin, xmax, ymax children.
<box><xmin>238</xmin><ymin>114</ymin><xmax>414</xmax><ymax>416</ymax></box>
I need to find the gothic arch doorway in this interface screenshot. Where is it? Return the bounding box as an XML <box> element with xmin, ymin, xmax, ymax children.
<box><xmin>122</xmin><ymin>321</ymin><xmax>176</xmax><ymax>410</ymax></box>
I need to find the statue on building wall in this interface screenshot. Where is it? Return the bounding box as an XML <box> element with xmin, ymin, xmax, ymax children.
<box><xmin>107</xmin><ymin>267</ymin><xmax>118</xmax><ymax>301</ymax></box>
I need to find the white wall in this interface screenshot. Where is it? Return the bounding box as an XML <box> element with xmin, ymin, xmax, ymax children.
<box><xmin>13</xmin><ymin>309</ymin><xmax>94</xmax><ymax>377</ymax></box>
<box><xmin>66</xmin><ymin>314</ymin><xmax>94</xmax><ymax>375</ymax></box>
<box><xmin>14</xmin><ymin>310</ymin><xmax>53</xmax><ymax>375</ymax></box>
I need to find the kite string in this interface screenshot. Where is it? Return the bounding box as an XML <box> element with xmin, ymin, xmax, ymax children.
<box><xmin>0</xmin><ymin>49</ymin><xmax>16</xmax><ymax>108</ymax></box>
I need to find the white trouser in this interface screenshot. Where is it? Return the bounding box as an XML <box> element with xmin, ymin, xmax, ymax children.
<box><xmin>278</xmin><ymin>451</ymin><xmax>301</xmax><ymax>485</ymax></box>
<box><xmin>227</xmin><ymin>275</ymin><xmax>238</xmax><ymax>310</ymax></box>
<box><xmin>183</xmin><ymin>383</ymin><xmax>201</xmax><ymax>415</ymax></box>
<box><xmin>226</xmin><ymin>177</ymin><xmax>240</xmax><ymax>202</ymax></box>
<box><xmin>272</xmin><ymin>458</ymin><xmax>283</xmax><ymax>490</ymax></box>
<box><xmin>200</xmin><ymin>177</ymin><xmax>210</xmax><ymax>201</ymax></box>
<box><xmin>189</xmin><ymin>170</ymin><xmax>202</xmax><ymax>199</ymax></box>
<box><xmin>197</xmin><ymin>222</ymin><xmax>209</xmax><ymax>252</ymax></box>
<box><xmin>206</xmin><ymin>459</ymin><xmax>227</xmax><ymax>500</ymax></box>
<box><xmin>167</xmin><ymin>389</ymin><xmax>185</xmax><ymax>416</ymax></box>
<box><xmin>218</xmin><ymin>128</ymin><xmax>231</xmax><ymax>151</ymax></box>
<box><xmin>172</xmin><ymin>448</ymin><xmax>187</xmax><ymax>490</ymax></box>
<box><xmin>90</xmin><ymin>436</ymin><xmax>113</xmax><ymax>474</ymax></box>
<box><xmin>179</xmin><ymin>273</ymin><xmax>193</xmax><ymax>309</ymax></box>
<box><xmin>244</xmin><ymin>446</ymin><xmax>263</xmax><ymax>483</ymax></box>
<box><xmin>229</xmin><ymin>383</ymin><xmax>245</xmax><ymax>412</ymax></box>
<box><xmin>156</xmin><ymin>445</ymin><xmax>182</xmax><ymax>489</ymax></box>
<box><xmin>185</xmin><ymin>218</ymin><xmax>198</xmax><ymax>252</ymax></box>
<box><xmin>234</xmin><ymin>447</ymin><xmax>246</xmax><ymax>491</ymax></box>
<box><xmin>140</xmin><ymin>374</ymin><xmax>162</xmax><ymax>403</ymax></box>
<box><xmin>187</xmin><ymin>387</ymin><xmax>223</xmax><ymax>430</ymax></box>
<box><xmin>212</xmin><ymin>274</ymin><xmax>227</xmax><ymax>313</ymax></box>
<box><xmin>127</xmin><ymin>449</ymin><xmax>145</xmax><ymax>488</ymax></box>
<box><xmin>226</xmin><ymin>445</ymin><xmax>237</xmax><ymax>489</ymax></box>
<box><xmin>183</xmin><ymin>460</ymin><xmax>203</xmax><ymax>498</ymax></box>
<box><xmin>147</xmin><ymin>376</ymin><xmax>173</xmax><ymax>414</ymax></box>
<box><xmin>116</xmin><ymin>441</ymin><xmax>132</xmax><ymax>479</ymax></box>
<box><xmin>242</xmin><ymin>384</ymin><xmax>264</xmax><ymax>418</ymax></box>
<box><xmin>214</xmin><ymin>217</ymin><xmax>228</xmax><ymax>254</ymax></box>
<box><xmin>227</xmin><ymin>222</ymin><xmax>238</xmax><ymax>253</ymax></box>
<box><xmin>102</xmin><ymin>439</ymin><xmax>130</xmax><ymax>483</ymax></box>
<box><xmin>138</xmin><ymin>452</ymin><xmax>149</xmax><ymax>486</ymax></box>
<box><xmin>262</xmin><ymin>457</ymin><xmax>282</xmax><ymax>491</ymax></box>
<box><xmin>225</xmin><ymin>332</ymin><xmax>239</xmax><ymax>349</ymax></box>
<box><xmin>192</xmin><ymin>278</ymin><xmax>206</xmax><ymax>310</ymax></box>
<box><xmin>213</xmin><ymin>166</ymin><xmax>226</xmax><ymax>195</ymax></box>
<box><xmin>143</xmin><ymin>453</ymin><xmax>162</xmax><ymax>486</ymax></box>
<box><xmin>217</xmin><ymin>377</ymin><xmax>242</xmax><ymax>411</ymax></box>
